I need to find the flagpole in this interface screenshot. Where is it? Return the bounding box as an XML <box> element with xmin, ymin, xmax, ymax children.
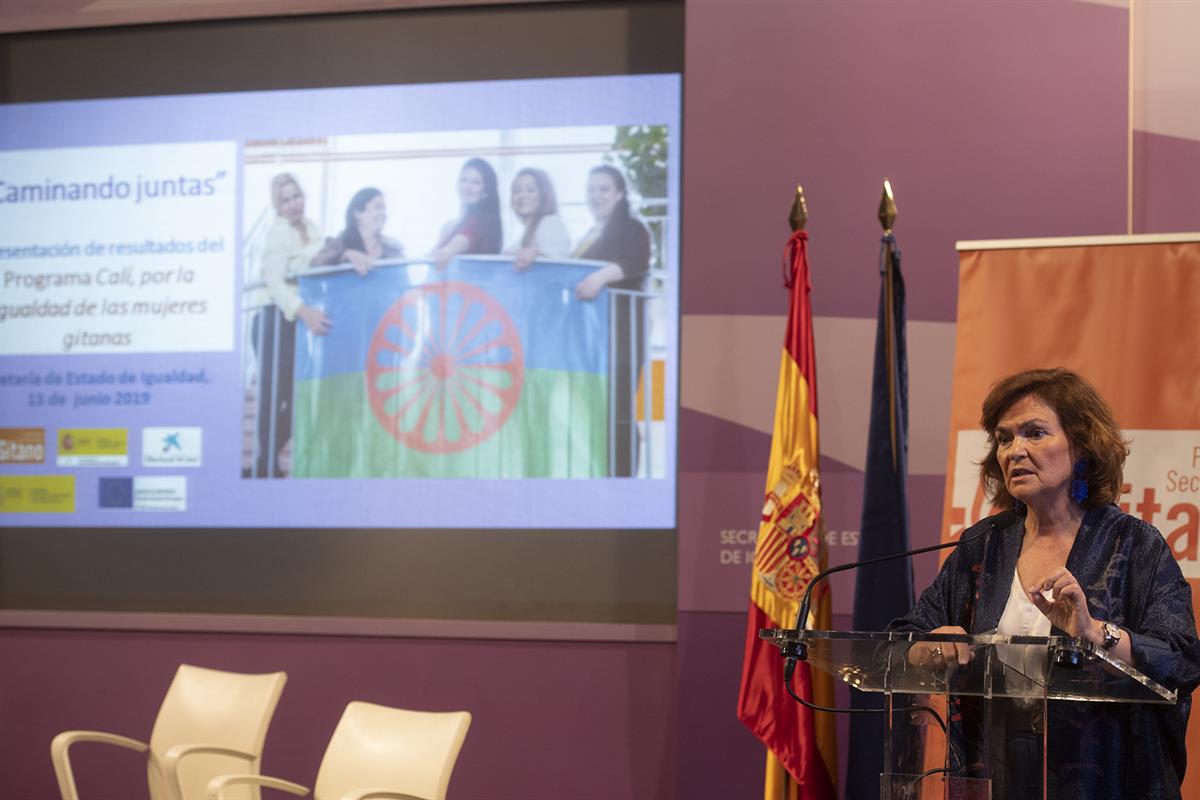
<box><xmin>878</xmin><ymin>180</ymin><xmax>898</xmax><ymax>471</ymax></box>
<box><xmin>847</xmin><ymin>178</ymin><xmax>913</xmax><ymax>800</ymax></box>
<box><xmin>781</xmin><ymin>183</ymin><xmax>807</xmax><ymax>800</ymax></box>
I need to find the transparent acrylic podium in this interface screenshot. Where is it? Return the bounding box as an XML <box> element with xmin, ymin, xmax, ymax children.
<box><xmin>759</xmin><ymin>629</ymin><xmax>1175</xmax><ymax>799</ymax></box>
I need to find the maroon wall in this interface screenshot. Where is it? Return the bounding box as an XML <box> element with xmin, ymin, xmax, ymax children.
<box><xmin>1</xmin><ymin>626</ymin><xmax>675</xmax><ymax>799</ymax></box>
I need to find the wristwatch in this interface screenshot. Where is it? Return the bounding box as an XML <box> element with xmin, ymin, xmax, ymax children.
<box><xmin>1099</xmin><ymin>621</ymin><xmax>1123</xmax><ymax>650</ymax></box>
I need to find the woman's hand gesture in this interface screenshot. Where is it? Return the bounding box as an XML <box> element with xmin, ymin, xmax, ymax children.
<box><xmin>1027</xmin><ymin>567</ymin><xmax>1095</xmax><ymax>639</ymax></box>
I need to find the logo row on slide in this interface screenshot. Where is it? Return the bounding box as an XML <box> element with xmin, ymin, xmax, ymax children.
<box><xmin>0</xmin><ymin>426</ymin><xmax>202</xmax><ymax>467</ymax></box>
<box><xmin>0</xmin><ymin>474</ymin><xmax>188</xmax><ymax>513</ymax></box>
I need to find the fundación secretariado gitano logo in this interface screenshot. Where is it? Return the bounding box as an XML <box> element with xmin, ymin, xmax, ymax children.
<box><xmin>142</xmin><ymin>427</ymin><xmax>202</xmax><ymax>467</ymax></box>
<box><xmin>0</xmin><ymin>428</ymin><xmax>45</xmax><ymax>464</ymax></box>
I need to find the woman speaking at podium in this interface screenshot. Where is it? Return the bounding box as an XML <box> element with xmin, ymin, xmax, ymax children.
<box><xmin>891</xmin><ymin>368</ymin><xmax>1200</xmax><ymax>799</ymax></box>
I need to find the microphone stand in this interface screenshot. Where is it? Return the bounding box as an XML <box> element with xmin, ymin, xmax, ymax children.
<box><xmin>779</xmin><ymin>510</ymin><xmax>1017</xmax><ymax>712</ymax></box>
<box><xmin>774</xmin><ymin>509</ymin><xmax>1019</xmax><ymax>789</ymax></box>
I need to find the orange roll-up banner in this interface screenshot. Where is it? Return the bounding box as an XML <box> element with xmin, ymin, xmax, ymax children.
<box><xmin>942</xmin><ymin>234</ymin><xmax>1200</xmax><ymax>797</ymax></box>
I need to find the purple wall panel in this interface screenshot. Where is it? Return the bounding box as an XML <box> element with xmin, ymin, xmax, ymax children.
<box><xmin>0</xmin><ymin>628</ymin><xmax>675</xmax><ymax>800</ymax></box>
<box><xmin>679</xmin><ymin>1</ymin><xmax>1129</xmax><ymax>797</ymax></box>
<box><xmin>674</xmin><ymin>611</ymin><xmax>770</xmax><ymax>800</ymax></box>
<box><xmin>678</xmin><ymin>408</ymin><xmax>772</xmax><ymax>474</ymax></box>
<box><xmin>682</xmin><ymin>0</ymin><xmax>1127</xmax><ymax>322</ymax></box>
<box><xmin>1135</xmin><ymin>130</ymin><xmax>1200</xmax><ymax>233</ymax></box>
<box><xmin>675</xmin><ymin>611</ymin><xmax>855</xmax><ymax>799</ymax></box>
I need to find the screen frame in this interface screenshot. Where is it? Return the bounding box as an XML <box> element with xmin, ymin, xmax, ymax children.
<box><xmin>0</xmin><ymin>0</ymin><xmax>684</xmax><ymax>631</ymax></box>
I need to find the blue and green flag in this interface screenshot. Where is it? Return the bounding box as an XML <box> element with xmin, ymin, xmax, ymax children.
<box><xmin>847</xmin><ymin>233</ymin><xmax>914</xmax><ymax>799</ymax></box>
<box><xmin>292</xmin><ymin>258</ymin><xmax>609</xmax><ymax>478</ymax></box>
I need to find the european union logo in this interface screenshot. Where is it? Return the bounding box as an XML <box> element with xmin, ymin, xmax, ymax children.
<box><xmin>98</xmin><ymin>477</ymin><xmax>133</xmax><ymax>509</ymax></box>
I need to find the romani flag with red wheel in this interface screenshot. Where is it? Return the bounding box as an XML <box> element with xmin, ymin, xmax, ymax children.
<box><xmin>736</xmin><ymin>229</ymin><xmax>837</xmax><ymax>800</ymax></box>
<box><xmin>289</xmin><ymin>257</ymin><xmax>609</xmax><ymax>478</ymax></box>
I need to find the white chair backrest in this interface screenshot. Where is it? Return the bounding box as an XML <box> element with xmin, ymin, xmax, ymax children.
<box><xmin>147</xmin><ymin>664</ymin><xmax>286</xmax><ymax>800</ymax></box>
<box><xmin>313</xmin><ymin>702</ymin><xmax>471</xmax><ymax>800</ymax></box>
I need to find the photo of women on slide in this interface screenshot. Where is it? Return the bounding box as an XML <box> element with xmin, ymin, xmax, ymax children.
<box><xmin>249</xmin><ymin>173</ymin><xmax>324</xmax><ymax>478</ymax></box>
<box><xmin>430</xmin><ymin>157</ymin><xmax>502</xmax><ymax>268</ymax></box>
<box><xmin>241</xmin><ymin>126</ymin><xmax>672</xmax><ymax>481</ymax></box>
<box><xmin>572</xmin><ymin>164</ymin><xmax>652</xmax><ymax>477</ymax></box>
<box><xmin>311</xmin><ymin>187</ymin><xmax>405</xmax><ymax>272</ymax></box>
<box><xmin>248</xmin><ymin>183</ymin><xmax>401</xmax><ymax>478</ymax></box>
<box><xmin>503</xmin><ymin>167</ymin><xmax>571</xmax><ymax>270</ymax></box>
<box><xmin>572</xmin><ymin>164</ymin><xmax>651</xmax><ymax>299</ymax></box>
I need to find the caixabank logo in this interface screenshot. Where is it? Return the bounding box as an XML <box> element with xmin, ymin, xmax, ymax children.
<box><xmin>946</xmin><ymin>429</ymin><xmax>1200</xmax><ymax>578</ymax></box>
<box><xmin>142</xmin><ymin>427</ymin><xmax>202</xmax><ymax>467</ymax></box>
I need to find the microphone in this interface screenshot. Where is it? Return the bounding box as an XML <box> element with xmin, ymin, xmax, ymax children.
<box><xmin>781</xmin><ymin>509</ymin><xmax>1017</xmax><ymax>687</ymax></box>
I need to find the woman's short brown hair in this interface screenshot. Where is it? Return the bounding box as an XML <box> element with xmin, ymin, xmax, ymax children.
<box><xmin>979</xmin><ymin>368</ymin><xmax>1129</xmax><ymax>509</ymax></box>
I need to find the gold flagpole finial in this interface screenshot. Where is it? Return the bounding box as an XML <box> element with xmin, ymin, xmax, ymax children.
<box><xmin>788</xmin><ymin>184</ymin><xmax>808</xmax><ymax>232</ymax></box>
<box><xmin>878</xmin><ymin>179</ymin><xmax>897</xmax><ymax>234</ymax></box>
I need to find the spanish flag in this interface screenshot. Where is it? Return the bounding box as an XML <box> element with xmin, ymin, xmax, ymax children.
<box><xmin>736</xmin><ymin>229</ymin><xmax>837</xmax><ymax>800</ymax></box>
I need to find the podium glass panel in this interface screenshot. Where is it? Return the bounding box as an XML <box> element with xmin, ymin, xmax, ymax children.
<box><xmin>759</xmin><ymin>629</ymin><xmax>1176</xmax><ymax>799</ymax></box>
<box><xmin>760</xmin><ymin>629</ymin><xmax>1175</xmax><ymax>704</ymax></box>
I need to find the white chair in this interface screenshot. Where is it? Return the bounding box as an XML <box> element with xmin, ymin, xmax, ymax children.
<box><xmin>207</xmin><ymin>701</ymin><xmax>472</xmax><ymax>800</ymax></box>
<box><xmin>52</xmin><ymin>663</ymin><xmax>287</xmax><ymax>800</ymax></box>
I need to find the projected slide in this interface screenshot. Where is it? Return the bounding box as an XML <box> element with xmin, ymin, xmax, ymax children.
<box><xmin>0</xmin><ymin>75</ymin><xmax>680</xmax><ymax>528</ymax></box>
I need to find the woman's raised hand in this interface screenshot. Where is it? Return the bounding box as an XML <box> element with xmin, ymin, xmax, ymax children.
<box><xmin>1027</xmin><ymin>567</ymin><xmax>1095</xmax><ymax>639</ymax></box>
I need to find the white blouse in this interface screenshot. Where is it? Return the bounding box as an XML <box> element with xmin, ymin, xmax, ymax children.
<box><xmin>996</xmin><ymin>568</ymin><xmax>1052</xmax><ymax>689</ymax></box>
<box><xmin>997</xmin><ymin>568</ymin><xmax>1053</xmax><ymax>639</ymax></box>
<box><xmin>259</xmin><ymin>216</ymin><xmax>323</xmax><ymax>320</ymax></box>
<box><xmin>503</xmin><ymin>213</ymin><xmax>571</xmax><ymax>259</ymax></box>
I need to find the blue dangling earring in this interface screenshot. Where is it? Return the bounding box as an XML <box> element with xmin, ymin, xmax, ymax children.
<box><xmin>1070</xmin><ymin>458</ymin><xmax>1089</xmax><ymax>504</ymax></box>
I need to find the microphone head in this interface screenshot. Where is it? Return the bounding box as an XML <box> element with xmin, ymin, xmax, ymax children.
<box><xmin>989</xmin><ymin>509</ymin><xmax>1018</xmax><ymax>530</ymax></box>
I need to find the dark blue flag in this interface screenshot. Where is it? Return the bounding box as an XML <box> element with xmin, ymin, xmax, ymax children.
<box><xmin>846</xmin><ymin>233</ymin><xmax>914</xmax><ymax>799</ymax></box>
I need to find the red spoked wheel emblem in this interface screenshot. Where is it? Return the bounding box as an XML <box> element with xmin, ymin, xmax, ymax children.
<box><xmin>366</xmin><ymin>281</ymin><xmax>524</xmax><ymax>453</ymax></box>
